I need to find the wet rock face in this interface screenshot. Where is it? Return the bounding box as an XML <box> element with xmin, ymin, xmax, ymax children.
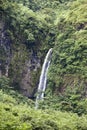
<box><xmin>20</xmin><ymin>51</ymin><xmax>41</xmax><ymax>97</ymax></box>
<box><xmin>0</xmin><ymin>17</ymin><xmax>12</xmax><ymax>77</ymax></box>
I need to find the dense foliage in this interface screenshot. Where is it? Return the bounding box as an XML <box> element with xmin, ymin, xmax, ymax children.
<box><xmin>0</xmin><ymin>0</ymin><xmax>87</xmax><ymax>128</ymax></box>
<box><xmin>47</xmin><ymin>0</ymin><xmax>87</xmax><ymax>112</ymax></box>
<box><xmin>0</xmin><ymin>87</ymin><xmax>87</xmax><ymax>130</ymax></box>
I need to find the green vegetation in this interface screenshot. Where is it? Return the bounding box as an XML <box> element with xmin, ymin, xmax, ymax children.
<box><xmin>0</xmin><ymin>0</ymin><xmax>87</xmax><ymax>129</ymax></box>
<box><xmin>0</xmin><ymin>88</ymin><xmax>87</xmax><ymax>130</ymax></box>
<box><xmin>47</xmin><ymin>0</ymin><xmax>87</xmax><ymax>112</ymax></box>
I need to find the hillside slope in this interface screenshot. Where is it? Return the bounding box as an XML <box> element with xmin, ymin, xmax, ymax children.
<box><xmin>0</xmin><ymin>89</ymin><xmax>87</xmax><ymax>130</ymax></box>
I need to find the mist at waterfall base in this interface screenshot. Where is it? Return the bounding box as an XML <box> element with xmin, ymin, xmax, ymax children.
<box><xmin>35</xmin><ymin>48</ymin><xmax>52</xmax><ymax>109</ymax></box>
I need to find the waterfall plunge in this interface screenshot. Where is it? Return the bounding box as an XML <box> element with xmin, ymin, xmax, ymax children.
<box><xmin>35</xmin><ymin>48</ymin><xmax>52</xmax><ymax>109</ymax></box>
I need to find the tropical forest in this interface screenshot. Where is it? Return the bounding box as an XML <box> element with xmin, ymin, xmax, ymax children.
<box><xmin>0</xmin><ymin>0</ymin><xmax>87</xmax><ymax>129</ymax></box>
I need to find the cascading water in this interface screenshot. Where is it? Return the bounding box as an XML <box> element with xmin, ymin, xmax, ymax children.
<box><xmin>35</xmin><ymin>48</ymin><xmax>52</xmax><ymax>109</ymax></box>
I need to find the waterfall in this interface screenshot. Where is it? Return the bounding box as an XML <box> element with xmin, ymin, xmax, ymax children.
<box><xmin>35</xmin><ymin>48</ymin><xmax>52</xmax><ymax>109</ymax></box>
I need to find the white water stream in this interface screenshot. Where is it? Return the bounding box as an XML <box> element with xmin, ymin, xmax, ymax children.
<box><xmin>35</xmin><ymin>48</ymin><xmax>52</xmax><ymax>109</ymax></box>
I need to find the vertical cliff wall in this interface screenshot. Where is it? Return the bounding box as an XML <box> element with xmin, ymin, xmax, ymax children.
<box><xmin>0</xmin><ymin>13</ymin><xmax>11</xmax><ymax>77</ymax></box>
<box><xmin>0</xmin><ymin>13</ymin><xmax>41</xmax><ymax>97</ymax></box>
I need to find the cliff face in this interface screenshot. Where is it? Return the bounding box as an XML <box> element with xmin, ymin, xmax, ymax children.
<box><xmin>0</xmin><ymin>15</ymin><xmax>11</xmax><ymax>77</ymax></box>
<box><xmin>20</xmin><ymin>51</ymin><xmax>41</xmax><ymax>97</ymax></box>
<box><xmin>0</xmin><ymin>14</ymin><xmax>41</xmax><ymax>97</ymax></box>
